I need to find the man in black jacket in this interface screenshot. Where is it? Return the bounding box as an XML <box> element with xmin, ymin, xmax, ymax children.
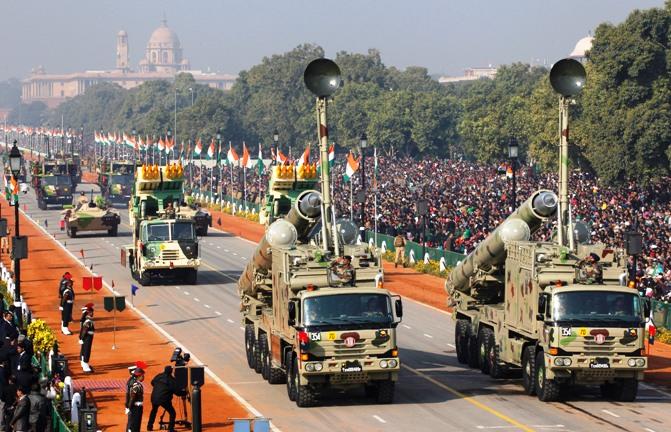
<box><xmin>146</xmin><ymin>366</ymin><xmax>177</xmax><ymax>431</ymax></box>
<box><xmin>27</xmin><ymin>383</ymin><xmax>49</xmax><ymax>432</ymax></box>
<box><xmin>10</xmin><ymin>386</ymin><xmax>30</xmax><ymax>432</ymax></box>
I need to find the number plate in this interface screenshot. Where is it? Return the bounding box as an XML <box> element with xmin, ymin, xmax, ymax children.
<box><xmin>589</xmin><ymin>358</ymin><xmax>610</xmax><ymax>369</ymax></box>
<box><xmin>341</xmin><ymin>360</ymin><xmax>363</xmax><ymax>373</ymax></box>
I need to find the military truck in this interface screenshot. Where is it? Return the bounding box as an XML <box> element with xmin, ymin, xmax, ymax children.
<box><xmin>239</xmin><ymin>59</ymin><xmax>403</xmax><ymax>408</ymax></box>
<box><xmin>63</xmin><ymin>195</ymin><xmax>120</xmax><ymax>237</ymax></box>
<box><xmin>179</xmin><ymin>203</ymin><xmax>212</xmax><ymax>236</ymax></box>
<box><xmin>125</xmin><ymin>163</ymin><xmax>200</xmax><ymax>285</ymax></box>
<box><xmin>446</xmin><ymin>59</ymin><xmax>647</xmax><ymax>402</ymax></box>
<box><xmin>31</xmin><ymin>160</ymin><xmax>73</xmax><ymax>210</ymax></box>
<box><xmin>97</xmin><ymin>159</ymin><xmax>136</xmax><ymax>204</ymax></box>
<box><xmin>65</xmin><ymin>154</ymin><xmax>82</xmax><ymax>187</ymax></box>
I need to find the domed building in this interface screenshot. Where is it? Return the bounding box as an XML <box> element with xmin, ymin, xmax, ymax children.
<box><xmin>140</xmin><ymin>19</ymin><xmax>190</xmax><ymax>73</ymax></box>
<box><xmin>569</xmin><ymin>36</ymin><xmax>593</xmax><ymax>61</ymax></box>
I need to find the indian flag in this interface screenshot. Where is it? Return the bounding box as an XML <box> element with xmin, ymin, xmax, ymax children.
<box><xmin>241</xmin><ymin>142</ymin><xmax>252</xmax><ymax>169</ymax></box>
<box><xmin>227</xmin><ymin>142</ymin><xmax>240</xmax><ymax>165</ymax></box>
<box><xmin>343</xmin><ymin>151</ymin><xmax>359</xmax><ymax>182</ymax></box>
<box><xmin>5</xmin><ymin>175</ymin><xmax>18</xmax><ymax>205</ymax></box>
<box><xmin>158</xmin><ymin>138</ymin><xmax>165</xmax><ymax>152</ymax></box>
<box><xmin>194</xmin><ymin>138</ymin><xmax>203</xmax><ymax>156</ymax></box>
<box><xmin>328</xmin><ymin>143</ymin><xmax>335</xmax><ymax>167</ymax></box>
<box><xmin>207</xmin><ymin>139</ymin><xmax>215</xmax><ymax>159</ymax></box>
<box><xmin>297</xmin><ymin>144</ymin><xmax>310</xmax><ymax>167</ymax></box>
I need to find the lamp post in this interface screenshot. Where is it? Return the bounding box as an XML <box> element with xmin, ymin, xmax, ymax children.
<box><xmin>189</xmin><ymin>87</ymin><xmax>194</xmax><ymax>107</ymax></box>
<box><xmin>166</xmin><ymin>128</ymin><xmax>172</xmax><ymax>164</ymax></box>
<box><xmin>79</xmin><ymin>125</ymin><xmax>84</xmax><ymax>155</ymax></box>
<box><xmin>508</xmin><ymin>137</ymin><xmax>519</xmax><ymax>210</ymax></box>
<box><xmin>9</xmin><ymin>141</ymin><xmax>24</xmax><ymax>328</ymax></box>
<box><xmin>359</xmin><ymin>132</ymin><xmax>367</xmax><ymax>230</ymax></box>
<box><xmin>131</xmin><ymin>128</ymin><xmax>137</xmax><ymax>163</ymax></box>
<box><xmin>272</xmin><ymin>129</ymin><xmax>279</xmax><ymax>163</ymax></box>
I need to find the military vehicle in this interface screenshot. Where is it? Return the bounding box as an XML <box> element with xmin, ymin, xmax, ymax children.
<box><xmin>32</xmin><ymin>159</ymin><xmax>73</xmax><ymax>209</ymax></box>
<box><xmin>179</xmin><ymin>203</ymin><xmax>212</xmax><ymax>236</ymax></box>
<box><xmin>97</xmin><ymin>159</ymin><xmax>136</xmax><ymax>204</ymax></box>
<box><xmin>446</xmin><ymin>59</ymin><xmax>647</xmax><ymax>402</ymax></box>
<box><xmin>125</xmin><ymin>163</ymin><xmax>200</xmax><ymax>285</ymax></box>
<box><xmin>65</xmin><ymin>154</ymin><xmax>82</xmax><ymax>187</ymax></box>
<box><xmin>63</xmin><ymin>194</ymin><xmax>120</xmax><ymax>237</ymax></box>
<box><xmin>239</xmin><ymin>59</ymin><xmax>403</xmax><ymax>408</ymax></box>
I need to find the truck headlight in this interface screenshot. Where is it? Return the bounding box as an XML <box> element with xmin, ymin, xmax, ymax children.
<box><xmin>636</xmin><ymin>358</ymin><xmax>645</xmax><ymax>367</ymax></box>
<box><xmin>380</xmin><ymin>360</ymin><xmax>388</xmax><ymax>368</ymax></box>
<box><xmin>305</xmin><ymin>363</ymin><xmax>315</xmax><ymax>372</ymax></box>
<box><xmin>628</xmin><ymin>358</ymin><xmax>637</xmax><ymax>367</ymax></box>
<box><xmin>562</xmin><ymin>358</ymin><xmax>572</xmax><ymax>366</ymax></box>
<box><xmin>554</xmin><ymin>357</ymin><xmax>571</xmax><ymax>367</ymax></box>
<box><xmin>314</xmin><ymin>363</ymin><xmax>323</xmax><ymax>372</ymax></box>
<box><xmin>387</xmin><ymin>359</ymin><xmax>398</xmax><ymax>368</ymax></box>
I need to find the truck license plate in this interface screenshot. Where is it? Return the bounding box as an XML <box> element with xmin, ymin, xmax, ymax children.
<box><xmin>341</xmin><ymin>361</ymin><xmax>362</xmax><ymax>373</ymax></box>
<box><xmin>589</xmin><ymin>358</ymin><xmax>610</xmax><ymax>369</ymax></box>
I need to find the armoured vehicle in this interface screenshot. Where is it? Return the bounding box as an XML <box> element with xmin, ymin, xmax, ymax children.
<box><xmin>124</xmin><ymin>163</ymin><xmax>200</xmax><ymax>285</ymax></box>
<box><xmin>97</xmin><ymin>159</ymin><xmax>136</xmax><ymax>204</ymax></box>
<box><xmin>32</xmin><ymin>160</ymin><xmax>73</xmax><ymax>209</ymax></box>
<box><xmin>178</xmin><ymin>203</ymin><xmax>212</xmax><ymax>236</ymax></box>
<box><xmin>446</xmin><ymin>59</ymin><xmax>647</xmax><ymax>402</ymax></box>
<box><xmin>239</xmin><ymin>59</ymin><xmax>403</xmax><ymax>408</ymax></box>
<box><xmin>63</xmin><ymin>194</ymin><xmax>120</xmax><ymax>237</ymax></box>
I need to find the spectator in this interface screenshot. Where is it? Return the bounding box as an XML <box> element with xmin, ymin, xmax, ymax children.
<box><xmin>27</xmin><ymin>383</ymin><xmax>48</xmax><ymax>432</ymax></box>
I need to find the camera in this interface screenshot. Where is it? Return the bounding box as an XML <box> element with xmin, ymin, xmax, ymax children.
<box><xmin>170</xmin><ymin>347</ymin><xmax>191</xmax><ymax>367</ymax></box>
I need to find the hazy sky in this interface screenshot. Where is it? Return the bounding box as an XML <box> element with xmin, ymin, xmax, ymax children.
<box><xmin>1</xmin><ymin>0</ymin><xmax>665</xmax><ymax>80</ymax></box>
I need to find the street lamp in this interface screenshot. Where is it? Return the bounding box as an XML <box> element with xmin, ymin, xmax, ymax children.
<box><xmin>359</xmin><ymin>132</ymin><xmax>368</xmax><ymax>230</ymax></box>
<box><xmin>508</xmin><ymin>137</ymin><xmax>519</xmax><ymax>209</ymax></box>
<box><xmin>9</xmin><ymin>141</ymin><xmax>25</xmax><ymax>328</ymax></box>
<box><xmin>189</xmin><ymin>87</ymin><xmax>194</xmax><ymax>106</ymax></box>
<box><xmin>273</xmin><ymin>129</ymin><xmax>279</xmax><ymax>161</ymax></box>
<box><xmin>166</xmin><ymin>128</ymin><xmax>172</xmax><ymax>163</ymax></box>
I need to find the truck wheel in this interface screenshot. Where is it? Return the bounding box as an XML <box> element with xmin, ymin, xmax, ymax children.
<box><xmin>455</xmin><ymin>319</ymin><xmax>470</xmax><ymax>364</ymax></box>
<box><xmin>244</xmin><ymin>324</ymin><xmax>256</xmax><ymax>369</ymax></box>
<box><xmin>69</xmin><ymin>227</ymin><xmax>77</xmax><ymax>238</ymax></box>
<box><xmin>604</xmin><ymin>378</ymin><xmax>638</xmax><ymax>402</ymax></box>
<box><xmin>253</xmin><ymin>337</ymin><xmax>263</xmax><ymax>374</ymax></box>
<box><xmin>295</xmin><ymin>365</ymin><xmax>317</xmax><ymax>408</ymax></box>
<box><xmin>269</xmin><ymin>364</ymin><xmax>286</xmax><ymax>384</ymax></box>
<box><xmin>375</xmin><ymin>380</ymin><xmax>395</xmax><ymax>404</ymax></box>
<box><xmin>535</xmin><ymin>352</ymin><xmax>561</xmax><ymax>402</ymax></box>
<box><xmin>286</xmin><ymin>352</ymin><xmax>296</xmax><ymax>401</ymax></box>
<box><xmin>522</xmin><ymin>346</ymin><xmax>536</xmax><ymax>395</ymax></box>
<box><xmin>138</xmin><ymin>271</ymin><xmax>151</xmax><ymax>286</ymax></box>
<box><xmin>485</xmin><ymin>329</ymin><xmax>505</xmax><ymax>379</ymax></box>
<box><xmin>478</xmin><ymin>328</ymin><xmax>491</xmax><ymax>375</ymax></box>
<box><xmin>467</xmin><ymin>334</ymin><xmax>479</xmax><ymax>369</ymax></box>
<box><xmin>259</xmin><ymin>333</ymin><xmax>270</xmax><ymax>380</ymax></box>
<box><xmin>185</xmin><ymin>269</ymin><xmax>198</xmax><ymax>285</ymax></box>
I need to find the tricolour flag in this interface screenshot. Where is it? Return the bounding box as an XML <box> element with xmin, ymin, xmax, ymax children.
<box><xmin>328</xmin><ymin>143</ymin><xmax>335</xmax><ymax>167</ymax></box>
<box><xmin>194</xmin><ymin>138</ymin><xmax>203</xmax><ymax>156</ymax></box>
<box><xmin>227</xmin><ymin>143</ymin><xmax>240</xmax><ymax>165</ymax></box>
<box><xmin>297</xmin><ymin>144</ymin><xmax>310</xmax><ymax>167</ymax></box>
<box><xmin>158</xmin><ymin>138</ymin><xmax>165</xmax><ymax>152</ymax></box>
<box><xmin>343</xmin><ymin>151</ymin><xmax>359</xmax><ymax>182</ymax></box>
<box><xmin>165</xmin><ymin>137</ymin><xmax>174</xmax><ymax>154</ymax></box>
<box><xmin>276</xmin><ymin>149</ymin><xmax>288</xmax><ymax>164</ymax></box>
<box><xmin>207</xmin><ymin>139</ymin><xmax>215</xmax><ymax>159</ymax></box>
<box><xmin>241</xmin><ymin>142</ymin><xmax>251</xmax><ymax>169</ymax></box>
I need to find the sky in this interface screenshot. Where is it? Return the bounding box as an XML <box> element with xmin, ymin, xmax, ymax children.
<box><xmin>1</xmin><ymin>0</ymin><xmax>665</xmax><ymax>81</ymax></box>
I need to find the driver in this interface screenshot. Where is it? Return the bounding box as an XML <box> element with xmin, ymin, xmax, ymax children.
<box><xmin>307</xmin><ymin>302</ymin><xmax>322</xmax><ymax>323</ymax></box>
<box><xmin>364</xmin><ymin>297</ymin><xmax>385</xmax><ymax>318</ymax></box>
<box><xmin>612</xmin><ymin>297</ymin><xmax>628</xmax><ymax>315</ymax></box>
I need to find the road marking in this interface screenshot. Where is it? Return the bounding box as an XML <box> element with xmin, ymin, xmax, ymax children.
<box><xmin>183</xmin><ymin>291</ymin><xmax>190</xmax><ymax>295</ymax></box>
<box><xmin>194</xmin><ymin>297</ymin><xmax>200</xmax><ymax>302</ymax></box>
<box><xmin>447</xmin><ymin>343</ymin><xmax>456</xmax><ymax>348</ymax></box>
<box><xmin>217</xmin><ymin>246</ymin><xmax>221</xmax><ymax>249</ymax></box>
<box><xmin>175</xmin><ymin>286</ymin><xmax>181</xmax><ymax>290</ymax></box>
<box><xmin>204</xmin><ymin>304</ymin><xmax>211</xmax><ymax>309</ymax></box>
<box><xmin>644</xmin><ymin>428</ymin><xmax>657</xmax><ymax>432</ymax></box>
<box><xmin>372</xmin><ymin>415</ymin><xmax>386</xmax><ymax>424</ymax></box>
<box><xmin>424</xmin><ymin>333</ymin><xmax>433</xmax><ymax>339</ymax></box>
<box><xmin>239</xmin><ymin>326</ymin><xmax>245</xmax><ymax>331</ymax></box>
<box><xmin>224</xmin><ymin>249</ymin><xmax>229</xmax><ymax>252</ymax></box>
<box><xmin>402</xmin><ymin>365</ymin><xmax>534</xmax><ymax>432</ymax></box>
<box><xmin>601</xmin><ymin>410</ymin><xmax>620</xmax><ymax>418</ymax></box>
<box><xmin>402</xmin><ymin>324</ymin><xmax>412</xmax><ymax>329</ymax></box>
<box><xmin>232</xmin><ymin>252</ymin><xmax>238</xmax><ymax>256</ymax></box>
<box><xmin>227</xmin><ymin>318</ymin><xmax>235</xmax><ymax>324</ymax></box>
<box><xmin>215</xmin><ymin>311</ymin><xmax>222</xmax><ymax>316</ymax></box>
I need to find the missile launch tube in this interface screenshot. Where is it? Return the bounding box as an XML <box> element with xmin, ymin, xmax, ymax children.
<box><xmin>238</xmin><ymin>190</ymin><xmax>322</xmax><ymax>297</ymax></box>
<box><xmin>446</xmin><ymin>190</ymin><xmax>558</xmax><ymax>294</ymax></box>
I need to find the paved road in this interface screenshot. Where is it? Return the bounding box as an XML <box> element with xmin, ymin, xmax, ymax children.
<box><xmin>18</xmin><ymin>182</ymin><xmax>671</xmax><ymax>432</ymax></box>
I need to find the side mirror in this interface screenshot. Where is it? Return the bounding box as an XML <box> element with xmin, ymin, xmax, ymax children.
<box><xmin>395</xmin><ymin>299</ymin><xmax>403</xmax><ymax>319</ymax></box>
<box><xmin>537</xmin><ymin>294</ymin><xmax>547</xmax><ymax>320</ymax></box>
<box><xmin>288</xmin><ymin>301</ymin><xmax>296</xmax><ymax>325</ymax></box>
<box><xmin>643</xmin><ymin>298</ymin><xmax>651</xmax><ymax>319</ymax></box>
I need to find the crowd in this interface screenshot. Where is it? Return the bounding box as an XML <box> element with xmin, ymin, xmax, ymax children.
<box><xmin>180</xmin><ymin>155</ymin><xmax>671</xmax><ymax>301</ymax></box>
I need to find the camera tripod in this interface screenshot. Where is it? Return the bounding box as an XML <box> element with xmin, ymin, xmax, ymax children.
<box><xmin>160</xmin><ymin>394</ymin><xmax>191</xmax><ymax>430</ymax></box>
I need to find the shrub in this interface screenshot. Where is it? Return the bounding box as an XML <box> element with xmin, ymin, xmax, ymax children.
<box><xmin>657</xmin><ymin>327</ymin><xmax>671</xmax><ymax>345</ymax></box>
<box><xmin>27</xmin><ymin>319</ymin><xmax>56</xmax><ymax>354</ymax></box>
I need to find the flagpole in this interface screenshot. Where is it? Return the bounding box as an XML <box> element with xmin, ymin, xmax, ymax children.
<box><xmin>374</xmin><ymin>146</ymin><xmax>378</xmax><ymax>248</ymax></box>
<box><xmin>199</xmin><ymin>149</ymin><xmax>203</xmax><ymax>194</ymax></box>
<box><xmin>350</xmin><ymin>179</ymin><xmax>353</xmax><ymax>221</ymax></box>
<box><xmin>229</xmin><ymin>141</ymin><xmax>234</xmax><ymax>203</ymax></box>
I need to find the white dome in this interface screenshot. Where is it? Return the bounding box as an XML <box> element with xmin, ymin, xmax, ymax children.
<box><xmin>148</xmin><ymin>19</ymin><xmax>180</xmax><ymax>48</ymax></box>
<box><xmin>569</xmin><ymin>36</ymin><xmax>593</xmax><ymax>58</ymax></box>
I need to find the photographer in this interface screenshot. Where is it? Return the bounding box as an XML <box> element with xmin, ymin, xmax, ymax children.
<box><xmin>146</xmin><ymin>366</ymin><xmax>178</xmax><ymax>432</ymax></box>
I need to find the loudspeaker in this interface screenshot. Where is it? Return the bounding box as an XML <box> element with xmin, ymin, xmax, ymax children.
<box><xmin>0</xmin><ymin>219</ymin><xmax>7</xmax><ymax>237</ymax></box>
<box><xmin>189</xmin><ymin>366</ymin><xmax>205</xmax><ymax>387</ymax></box>
<box><xmin>550</xmin><ymin>58</ymin><xmax>586</xmax><ymax>97</ymax></box>
<box><xmin>175</xmin><ymin>366</ymin><xmax>188</xmax><ymax>390</ymax></box>
<box><xmin>624</xmin><ymin>231</ymin><xmax>643</xmax><ymax>256</ymax></box>
<box><xmin>417</xmin><ymin>200</ymin><xmax>429</xmax><ymax>216</ymax></box>
<box><xmin>304</xmin><ymin>58</ymin><xmax>342</xmax><ymax>98</ymax></box>
<box><xmin>11</xmin><ymin>236</ymin><xmax>28</xmax><ymax>260</ymax></box>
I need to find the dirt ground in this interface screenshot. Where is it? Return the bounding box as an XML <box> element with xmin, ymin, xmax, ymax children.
<box><xmin>3</xmin><ymin>197</ymin><xmax>248</xmax><ymax>431</ymax></box>
<box><xmin>212</xmin><ymin>208</ymin><xmax>671</xmax><ymax>390</ymax></box>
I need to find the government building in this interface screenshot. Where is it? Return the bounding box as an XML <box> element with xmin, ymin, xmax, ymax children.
<box><xmin>21</xmin><ymin>20</ymin><xmax>236</xmax><ymax>108</ymax></box>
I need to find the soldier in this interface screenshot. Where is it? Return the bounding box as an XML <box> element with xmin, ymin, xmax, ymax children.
<box><xmin>58</xmin><ymin>272</ymin><xmax>72</xmax><ymax>300</ymax></box>
<box><xmin>78</xmin><ymin>303</ymin><xmax>95</xmax><ymax>373</ymax></box>
<box><xmin>126</xmin><ymin>367</ymin><xmax>145</xmax><ymax>432</ymax></box>
<box><xmin>164</xmin><ymin>201</ymin><xmax>176</xmax><ymax>219</ymax></box>
<box><xmin>330</xmin><ymin>255</ymin><xmax>354</xmax><ymax>284</ymax></box>
<box><xmin>578</xmin><ymin>252</ymin><xmax>603</xmax><ymax>284</ymax></box>
<box><xmin>393</xmin><ymin>234</ymin><xmax>406</xmax><ymax>268</ymax></box>
<box><xmin>60</xmin><ymin>279</ymin><xmax>75</xmax><ymax>335</ymax></box>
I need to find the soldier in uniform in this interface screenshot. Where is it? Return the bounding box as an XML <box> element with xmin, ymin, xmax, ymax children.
<box><xmin>126</xmin><ymin>367</ymin><xmax>145</xmax><ymax>432</ymax></box>
<box><xmin>78</xmin><ymin>303</ymin><xmax>95</xmax><ymax>373</ymax></box>
<box><xmin>578</xmin><ymin>252</ymin><xmax>603</xmax><ymax>284</ymax></box>
<box><xmin>330</xmin><ymin>255</ymin><xmax>354</xmax><ymax>284</ymax></box>
<box><xmin>393</xmin><ymin>234</ymin><xmax>406</xmax><ymax>268</ymax></box>
<box><xmin>58</xmin><ymin>272</ymin><xmax>72</xmax><ymax>300</ymax></box>
<box><xmin>60</xmin><ymin>279</ymin><xmax>75</xmax><ymax>335</ymax></box>
<box><xmin>164</xmin><ymin>201</ymin><xmax>176</xmax><ymax>219</ymax></box>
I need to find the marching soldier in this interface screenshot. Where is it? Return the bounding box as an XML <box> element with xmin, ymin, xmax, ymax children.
<box><xmin>126</xmin><ymin>367</ymin><xmax>145</xmax><ymax>432</ymax></box>
<box><xmin>78</xmin><ymin>303</ymin><xmax>95</xmax><ymax>373</ymax></box>
<box><xmin>60</xmin><ymin>279</ymin><xmax>75</xmax><ymax>335</ymax></box>
<box><xmin>393</xmin><ymin>233</ymin><xmax>406</xmax><ymax>268</ymax></box>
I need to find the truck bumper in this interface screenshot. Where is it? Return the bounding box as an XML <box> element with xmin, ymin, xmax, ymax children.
<box><xmin>45</xmin><ymin>195</ymin><xmax>73</xmax><ymax>205</ymax></box>
<box><xmin>300</xmin><ymin>358</ymin><xmax>400</xmax><ymax>387</ymax></box>
<box><xmin>545</xmin><ymin>354</ymin><xmax>646</xmax><ymax>382</ymax></box>
<box><xmin>108</xmin><ymin>194</ymin><xmax>131</xmax><ymax>204</ymax></box>
<box><xmin>143</xmin><ymin>259</ymin><xmax>200</xmax><ymax>270</ymax></box>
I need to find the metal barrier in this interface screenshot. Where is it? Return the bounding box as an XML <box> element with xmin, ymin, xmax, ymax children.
<box><xmin>365</xmin><ymin>231</ymin><xmax>465</xmax><ymax>267</ymax></box>
<box><xmin>51</xmin><ymin>405</ymin><xmax>72</xmax><ymax>432</ymax></box>
<box><xmin>189</xmin><ymin>189</ymin><xmax>260</xmax><ymax>212</ymax></box>
<box><xmin>652</xmin><ymin>299</ymin><xmax>671</xmax><ymax>330</ymax></box>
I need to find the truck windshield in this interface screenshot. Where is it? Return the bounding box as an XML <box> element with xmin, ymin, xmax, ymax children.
<box><xmin>111</xmin><ymin>174</ymin><xmax>133</xmax><ymax>185</ymax></box>
<box><xmin>172</xmin><ymin>222</ymin><xmax>195</xmax><ymax>240</ymax></box>
<box><xmin>145</xmin><ymin>223</ymin><xmax>170</xmax><ymax>241</ymax></box>
<box><xmin>42</xmin><ymin>176</ymin><xmax>70</xmax><ymax>186</ymax></box>
<box><xmin>303</xmin><ymin>294</ymin><xmax>392</xmax><ymax>327</ymax></box>
<box><xmin>552</xmin><ymin>291</ymin><xmax>642</xmax><ymax>324</ymax></box>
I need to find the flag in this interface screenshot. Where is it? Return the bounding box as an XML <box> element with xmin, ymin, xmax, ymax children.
<box><xmin>276</xmin><ymin>149</ymin><xmax>288</xmax><ymax>164</ymax></box>
<box><xmin>343</xmin><ymin>151</ymin><xmax>359</xmax><ymax>182</ymax></box>
<box><xmin>207</xmin><ymin>139</ymin><xmax>215</xmax><ymax>159</ymax></box>
<box><xmin>80</xmin><ymin>249</ymin><xmax>85</xmax><ymax>258</ymax></box>
<box><xmin>165</xmin><ymin>137</ymin><xmax>174</xmax><ymax>154</ymax></box>
<box><xmin>131</xmin><ymin>284</ymin><xmax>139</xmax><ymax>296</ymax></box>
<box><xmin>241</xmin><ymin>142</ymin><xmax>250</xmax><ymax>168</ymax></box>
<box><xmin>297</xmin><ymin>144</ymin><xmax>310</xmax><ymax>167</ymax></box>
<box><xmin>194</xmin><ymin>138</ymin><xmax>203</xmax><ymax>156</ymax></box>
<box><xmin>227</xmin><ymin>143</ymin><xmax>240</xmax><ymax>165</ymax></box>
<box><xmin>257</xmin><ymin>143</ymin><xmax>264</xmax><ymax>175</ymax></box>
<box><xmin>158</xmin><ymin>137</ymin><xmax>165</xmax><ymax>152</ymax></box>
<box><xmin>328</xmin><ymin>143</ymin><xmax>335</xmax><ymax>168</ymax></box>
<box><xmin>506</xmin><ymin>165</ymin><xmax>513</xmax><ymax>179</ymax></box>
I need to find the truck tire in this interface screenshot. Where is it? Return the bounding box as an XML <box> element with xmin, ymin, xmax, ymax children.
<box><xmin>244</xmin><ymin>324</ymin><xmax>256</xmax><ymax>369</ymax></box>
<box><xmin>253</xmin><ymin>337</ymin><xmax>263</xmax><ymax>374</ymax></box>
<box><xmin>286</xmin><ymin>352</ymin><xmax>296</xmax><ymax>401</ymax></box>
<box><xmin>467</xmin><ymin>334</ymin><xmax>479</xmax><ymax>369</ymax></box>
<box><xmin>535</xmin><ymin>351</ymin><xmax>561</xmax><ymax>402</ymax></box>
<box><xmin>268</xmin><ymin>344</ymin><xmax>287</xmax><ymax>384</ymax></box>
<box><xmin>602</xmin><ymin>378</ymin><xmax>638</xmax><ymax>402</ymax></box>
<box><xmin>484</xmin><ymin>329</ymin><xmax>505</xmax><ymax>379</ymax></box>
<box><xmin>69</xmin><ymin>227</ymin><xmax>77</xmax><ymax>238</ymax></box>
<box><xmin>259</xmin><ymin>333</ymin><xmax>270</xmax><ymax>380</ymax></box>
<box><xmin>185</xmin><ymin>269</ymin><xmax>198</xmax><ymax>285</ymax></box>
<box><xmin>478</xmin><ymin>328</ymin><xmax>491</xmax><ymax>375</ymax></box>
<box><xmin>522</xmin><ymin>346</ymin><xmax>536</xmax><ymax>395</ymax></box>
<box><xmin>455</xmin><ymin>319</ymin><xmax>470</xmax><ymax>364</ymax></box>
<box><xmin>375</xmin><ymin>380</ymin><xmax>395</xmax><ymax>404</ymax></box>
<box><xmin>295</xmin><ymin>360</ymin><xmax>317</xmax><ymax>407</ymax></box>
<box><xmin>138</xmin><ymin>270</ymin><xmax>151</xmax><ymax>286</ymax></box>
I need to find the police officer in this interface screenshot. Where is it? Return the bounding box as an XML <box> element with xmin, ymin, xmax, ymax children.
<box><xmin>60</xmin><ymin>280</ymin><xmax>75</xmax><ymax>335</ymax></box>
<box><xmin>78</xmin><ymin>303</ymin><xmax>94</xmax><ymax>373</ymax></box>
<box><xmin>146</xmin><ymin>366</ymin><xmax>178</xmax><ymax>431</ymax></box>
<box><xmin>126</xmin><ymin>367</ymin><xmax>145</xmax><ymax>432</ymax></box>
